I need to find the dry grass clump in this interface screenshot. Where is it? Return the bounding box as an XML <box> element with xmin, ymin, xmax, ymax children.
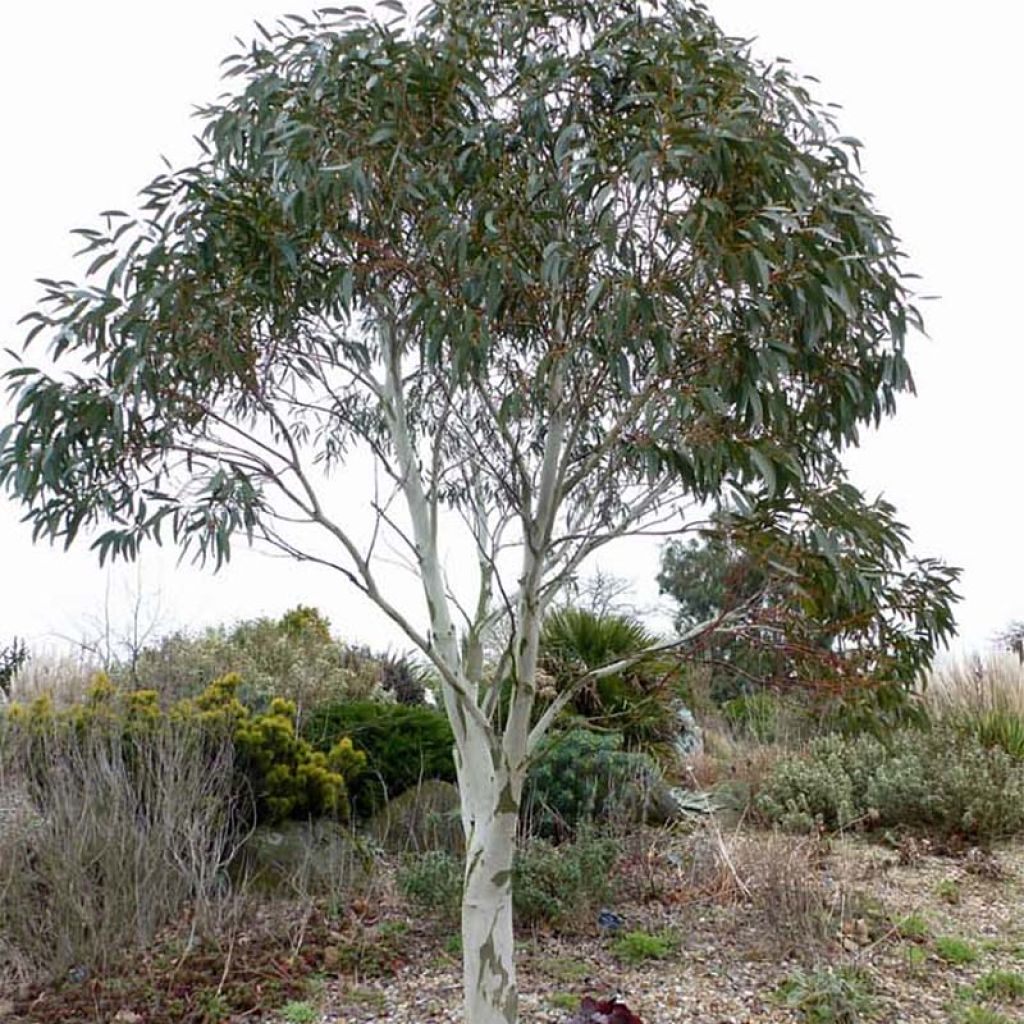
<box><xmin>3</xmin><ymin>647</ymin><xmax>100</xmax><ymax>706</ymax></box>
<box><xmin>923</xmin><ymin>655</ymin><xmax>1024</xmax><ymax>720</ymax></box>
<box><xmin>681</xmin><ymin>729</ymin><xmax>788</xmax><ymax>824</ymax></box>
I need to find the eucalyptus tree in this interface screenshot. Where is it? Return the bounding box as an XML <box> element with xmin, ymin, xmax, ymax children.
<box><xmin>0</xmin><ymin>1</ymin><xmax>957</xmax><ymax>1020</ymax></box>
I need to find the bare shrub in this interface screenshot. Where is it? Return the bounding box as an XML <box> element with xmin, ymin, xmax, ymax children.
<box><xmin>0</xmin><ymin>713</ymin><xmax>247</xmax><ymax>982</ymax></box>
<box><xmin>679</xmin><ymin>823</ymin><xmax>837</xmax><ymax>950</ymax></box>
<box><xmin>681</xmin><ymin>735</ymin><xmax>787</xmax><ymax>827</ymax></box>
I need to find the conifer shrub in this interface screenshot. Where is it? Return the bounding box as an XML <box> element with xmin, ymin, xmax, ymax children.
<box><xmin>757</xmin><ymin>725</ymin><xmax>1024</xmax><ymax>841</ymax></box>
<box><xmin>303</xmin><ymin>699</ymin><xmax>456</xmax><ymax>817</ymax></box>
<box><xmin>304</xmin><ymin>705</ymin><xmax>665</xmax><ymax>835</ymax></box>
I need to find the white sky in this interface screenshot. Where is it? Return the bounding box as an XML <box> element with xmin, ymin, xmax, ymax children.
<box><xmin>0</xmin><ymin>1</ymin><xmax>1019</xmax><ymax>658</ymax></box>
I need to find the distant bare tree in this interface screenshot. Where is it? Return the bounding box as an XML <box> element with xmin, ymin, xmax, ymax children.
<box><xmin>995</xmin><ymin>621</ymin><xmax>1024</xmax><ymax>665</ymax></box>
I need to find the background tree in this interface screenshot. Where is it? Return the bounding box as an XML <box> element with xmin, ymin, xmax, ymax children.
<box><xmin>660</xmin><ymin>490</ymin><xmax>959</xmax><ymax>724</ymax></box>
<box><xmin>995</xmin><ymin>621</ymin><xmax>1024</xmax><ymax>664</ymax></box>
<box><xmin>658</xmin><ymin>520</ymin><xmax>773</xmax><ymax>703</ymax></box>
<box><xmin>0</xmin><ymin>1</ymin><xmax>957</xmax><ymax>1020</ymax></box>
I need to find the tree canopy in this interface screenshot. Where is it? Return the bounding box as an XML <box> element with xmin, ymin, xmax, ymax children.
<box><xmin>5</xmin><ymin>0</ymin><xmax>923</xmax><ymax>575</ymax></box>
<box><xmin>0</xmin><ymin>2</ymin><xmax>958</xmax><ymax>1021</ymax></box>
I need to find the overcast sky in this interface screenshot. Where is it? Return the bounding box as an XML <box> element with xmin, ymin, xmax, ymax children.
<box><xmin>1</xmin><ymin>1</ymin><xmax>1018</xmax><ymax>659</ymax></box>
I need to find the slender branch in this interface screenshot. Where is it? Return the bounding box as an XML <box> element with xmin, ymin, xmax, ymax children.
<box><xmin>379</xmin><ymin>322</ymin><xmax>491</xmax><ymax>739</ymax></box>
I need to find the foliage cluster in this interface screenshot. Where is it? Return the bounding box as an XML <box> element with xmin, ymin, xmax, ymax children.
<box><xmin>116</xmin><ymin>605</ymin><xmax>423</xmax><ymax>710</ymax></box>
<box><xmin>538</xmin><ymin>609</ymin><xmax>685</xmax><ymax>755</ymax></box>
<box><xmin>658</xmin><ymin>505</ymin><xmax>959</xmax><ymax>720</ymax></box>
<box><xmin>512</xmin><ymin>831</ymin><xmax>617</xmax><ymax>928</ymax></box>
<box><xmin>974</xmin><ymin>969</ymin><xmax>1024</xmax><ymax>1002</ymax></box>
<box><xmin>757</xmin><ymin>726</ymin><xmax>1024</xmax><ymax>841</ymax></box>
<box><xmin>776</xmin><ymin>966</ymin><xmax>876</xmax><ymax>1023</ymax></box>
<box><xmin>306</xmin><ymin>704</ymin><xmax>673</xmax><ymax>836</ymax></box>
<box><xmin>522</xmin><ymin>728</ymin><xmax>664</xmax><ymax>840</ymax></box>
<box><xmin>721</xmin><ymin>690</ymin><xmax>788</xmax><ymax>743</ymax></box>
<box><xmin>934</xmin><ymin>935</ymin><xmax>980</xmax><ymax>965</ymax></box>
<box><xmin>4</xmin><ymin>672</ymin><xmax>365</xmax><ymax>825</ymax></box>
<box><xmin>565</xmin><ymin>997</ymin><xmax>645</xmax><ymax>1024</ymax></box>
<box><xmin>611</xmin><ymin>929</ymin><xmax>679</xmax><ymax>965</ymax></box>
<box><xmin>0</xmin><ymin>637</ymin><xmax>28</xmax><ymax>700</ymax></box>
<box><xmin>922</xmin><ymin>657</ymin><xmax>1024</xmax><ymax>759</ymax></box>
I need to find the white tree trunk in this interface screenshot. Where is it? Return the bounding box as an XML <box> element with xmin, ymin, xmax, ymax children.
<box><xmin>458</xmin><ymin>735</ymin><xmax>521</xmax><ymax>1024</ymax></box>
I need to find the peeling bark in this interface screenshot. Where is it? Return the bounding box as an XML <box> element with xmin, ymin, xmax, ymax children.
<box><xmin>458</xmin><ymin>730</ymin><xmax>522</xmax><ymax>1024</ymax></box>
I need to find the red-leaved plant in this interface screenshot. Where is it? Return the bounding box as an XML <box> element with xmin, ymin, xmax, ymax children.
<box><xmin>567</xmin><ymin>996</ymin><xmax>645</xmax><ymax>1024</ymax></box>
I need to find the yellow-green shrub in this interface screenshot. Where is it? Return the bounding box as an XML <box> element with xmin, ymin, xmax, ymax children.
<box><xmin>4</xmin><ymin>672</ymin><xmax>366</xmax><ymax>826</ymax></box>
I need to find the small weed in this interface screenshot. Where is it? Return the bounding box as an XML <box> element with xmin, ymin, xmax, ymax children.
<box><xmin>936</xmin><ymin>936</ymin><xmax>980</xmax><ymax>966</ymax></box>
<box><xmin>611</xmin><ymin>929</ymin><xmax>679</xmax><ymax>965</ymax></box>
<box><xmin>280</xmin><ymin>1001</ymin><xmax>318</xmax><ymax>1024</ymax></box>
<box><xmin>198</xmin><ymin>991</ymin><xmax>231</xmax><ymax>1022</ymax></box>
<box><xmin>904</xmin><ymin>945</ymin><xmax>928</xmax><ymax>971</ymax></box>
<box><xmin>303</xmin><ymin>974</ymin><xmax>328</xmax><ymax>998</ymax></box>
<box><xmin>777</xmin><ymin>966</ymin><xmax>876</xmax><ymax>1022</ymax></box>
<box><xmin>895</xmin><ymin>912</ymin><xmax>929</xmax><ymax>941</ymax></box>
<box><xmin>534</xmin><ymin>954</ymin><xmax>591</xmax><ymax>983</ymax></box>
<box><xmin>340</xmin><ymin>986</ymin><xmax>387</xmax><ymax>1011</ymax></box>
<box><xmin>956</xmin><ymin>1006</ymin><xmax>1011</xmax><ymax>1024</ymax></box>
<box><xmin>974</xmin><ymin>969</ymin><xmax>1024</xmax><ymax>1001</ymax></box>
<box><xmin>548</xmin><ymin>992</ymin><xmax>582</xmax><ymax>1011</ymax></box>
<box><xmin>323</xmin><ymin>921</ymin><xmax>409</xmax><ymax>977</ymax></box>
<box><xmin>443</xmin><ymin>933</ymin><xmax>462</xmax><ymax>957</ymax></box>
<box><xmin>377</xmin><ymin>920</ymin><xmax>409</xmax><ymax>939</ymax></box>
<box><xmin>937</xmin><ymin>878</ymin><xmax>962</xmax><ymax>905</ymax></box>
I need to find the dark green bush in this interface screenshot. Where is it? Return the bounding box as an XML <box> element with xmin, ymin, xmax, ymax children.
<box><xmin>522</xmin><ymin>728</ymin><xmax>661</xmax><ymax>839</ymax></box>
<box><xmin>758</xmin><ymin>725</ymin><xmax>1024</xmax><ymax>841</ymax></box>
<box><xmin>305</xmin><ymin>702</ymin><xmax>668</xmax><ymax>833</ymax></box>
<box><xmin>512</xmin><ymin>831</ymin><xmax>616</xmax><ymax>929</ymax></box>
<box><xmin>303</xmin><ymin>700</ymin><xmax>456</xmax><ymax>817</ymax></box>
<box><xmin>396</xmin><ymin>831</ymin><xmax>616</xmax><ymax>930</ymax></box>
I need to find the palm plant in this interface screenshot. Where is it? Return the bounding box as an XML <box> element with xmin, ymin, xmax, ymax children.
<box><xmin>538</xmin><ymin>608</ymin><xmax>684</xmax><ymax>758</ymax></box>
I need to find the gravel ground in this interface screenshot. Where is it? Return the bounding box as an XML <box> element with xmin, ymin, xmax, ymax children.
<box><xmin>4</xmin><ymin>824</ymin><xmax>1023</xmax><ymax>1023</ymax></box>
<box><xmin>301</xmin><ymin>837</ymin><xmax>1024</xmax><ymax>1024</ymax></box>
